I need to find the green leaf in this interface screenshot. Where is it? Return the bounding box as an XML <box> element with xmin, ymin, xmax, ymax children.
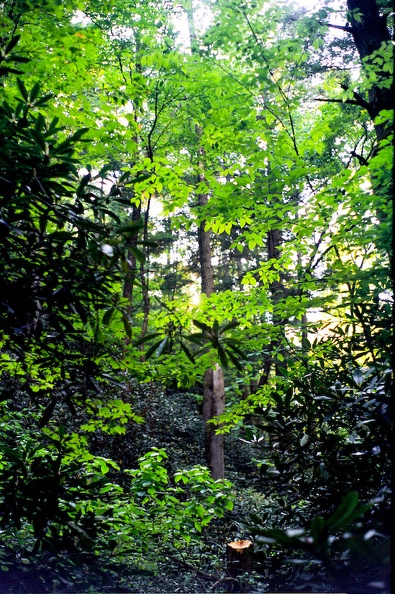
<box><xmin>122</xmin><ymin>313</ymin><xmax>132</xmax><ymax>339</ymax></box>
<box><xmin>226</xmin><ymin>342</ymin><xmax>246</xmax><ymax>360</ymax></box>
<box><xmin>29</xmin><ymin>82</ymin><xmax>41</xmax><ymax>103</ymax></box>
<box><xmin>326</xmin><ymin>492</ymin><xmax>369</xmax><ymax>531</ymax></box>
<box><xmin>5</xmin><ymin>35</ymin><xmax>21</xmax><ymax>55</ymax></box>
<box><xmin>155</xmin><ymin>337</ymin><xmax>168</xmax><ymax>357</ymax></box>
<box><xmin>69</xmin><ymin>128</ymin><xmax>90</xmax><ymax>142</ymax></box>
<box><xmin>133</xmin><ymin>332</ymin><xmax>162</xmax><ymax>347</ymax></box>
<box><xmin>38</xmin><ymin>398</ymin><xmax>58</xmax><ymax>428</ymax></box>
<box><xmin>0</xmin><ymin>66</ymin><xmax>24</xmax><ymax>75</ymax></box>
<box><xmin>125</xmin><ymin>173</ymin><xmax>152</xmax><ymax>185</ymax></box>
<box><xmin>102</xmin><ymin>308</ymin><xmax>115</xmax><ymax>325</ymax></box>
<box><xmin>179</xmin><ymin>340</ymin><xmax>195</xmax><ymax>363</ymax></box>
<box><xmin>224</xmin><ymin>499</ymin><xmax>234</xmax><ymax>510</ymax></box>
<box><xmin>217</xmin><ymin>344</ymin><xmax>228</xmax><ymax>368</ymax></box>
<box><xmin>33</xmin><ymin>94</ymin><xmax>53</xmax><ymax>107</ymax></box>
<box><xmin>16</xmin><ymin>78</ymin><xmax>29</xmax><ymax>101</ymax></box>
<box><xmin>30</xmin><ymin>129</ymin><xmax>46</xmax><ymax>151</ymax></box>
<box><xmin>310</xmin><ymin>516</ymin><xmax>327</xmax><ymax>544</ymax></box>
<box><xmin>117</xmin><ymin>220</ymin><xmax>144</xmax><ymax>235</ymax></box>
<box><xmin>193</xmin><ymin>319</ymin><xmax>211</xmax><ymax>332</ymax></box>
<box><xmin>145</xmin><ymin>340</ymin><xmax>165</xmax><ymax>360</ymax></box>
<box><xmin>182</xmin><ymin>333</ymin><xmax>206</xmax><ymax>345</ymax></box>
<box><xmin>221</xmin><ymin>321</ymin><xmax>239</xmax><ymax>332</ymax></box>
<box><xmin>129</xmin><ymin>245</ymin><xmax>146</xmax><ymax>264</ymax></box>
<box><xmin>226</xmin><ymin>349</ymin><xmax>243</xmax><ymax>371</ymax></box>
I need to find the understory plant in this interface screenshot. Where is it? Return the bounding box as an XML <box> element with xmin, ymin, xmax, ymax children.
<box><xmin>0</xmin><ymin>407</ymin><xmax>233</xmax><ymax>560</ymax></box>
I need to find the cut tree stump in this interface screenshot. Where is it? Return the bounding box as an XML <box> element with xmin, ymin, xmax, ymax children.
<box><xmin>226</xmin><ymin>539</ymin><xmax>253</xmax><ymax>578</ymax></box>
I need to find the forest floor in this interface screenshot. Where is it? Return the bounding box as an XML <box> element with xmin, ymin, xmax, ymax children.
<box><xmin>0</xmin><ymin>383</ymin><xmax>374</xmax><ymax>593</ymax></box>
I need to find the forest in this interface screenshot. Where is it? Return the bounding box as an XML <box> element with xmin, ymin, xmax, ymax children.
<box><xmin>0</xmin><ymin>0</ymin><xmax>392</xmax><ymax>592</ymax></box>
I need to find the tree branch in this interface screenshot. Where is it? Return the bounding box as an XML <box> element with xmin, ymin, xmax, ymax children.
<box><xmin>320</xmin><ymin>21</ymin><xmax>354</xmax><ymax>34</ymax></box>
<box><xmin>314</xmin><ymin>83</ymin><xmax>372</xmax><ymax>116</ymax></box>
<box><xmin>340</xmin><ymin>84</ymin><xmax>371</xmax><ymax>111</ymax></box>
<box><xmin>314</xmin><ymin>97</ymin><xmax>363</xmax><ymax>107</ymax></box>
<box><xmin>350</xmin><ymin>151</ymin><xmax>369</xmax><ymax>166</ymax></box>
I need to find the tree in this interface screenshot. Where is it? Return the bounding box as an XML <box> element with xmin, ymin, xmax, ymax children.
<box><xmin>0</xmin><ymin>21</ymin><xmax>234</xmax><ymax>560</ymax></box>
<box><xmin>182</xmin><ymin>0</ymin><xmax>225</xmax><ymax>480</ymax></box>
<box><xmin>0</xmin><ymin>54</ymin><xmax>145</xmax><ymax>417</ymax></box>
<box><xmin>337</xmin><ymin>0</ymin><xmax>393</xmax><ymax>141</ymax></box>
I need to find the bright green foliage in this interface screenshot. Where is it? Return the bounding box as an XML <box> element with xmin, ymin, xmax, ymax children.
<box><xmin>0</xmin><ymin>72</ymin><xmax>144</xmax><ymax>418</ymax></box>
<box><xmin>0</xmin><ymin>0</ymin><xmax>392</xmax><ymax>589</ymax></box>
<box><xmin>127</xmin><ymin>448</ymin><xmax>233</xmax><ymax>544</ymax></box>
<box><xmin>0</xmin><ymin>411</ymin><xmax>123</xmax><ymax>551</ymax></box>
<box><xmin>0</xmin><ymin>413</ymin><xmax>233</xmax><ymax>554</ymax></box>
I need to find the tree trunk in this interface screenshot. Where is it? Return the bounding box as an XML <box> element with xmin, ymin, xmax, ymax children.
<box><xmin>267</xmin><ymin>227</ymin><xmax>285</xmax><ymax>303</ymax></box>
<box><xmin>197</xmin><ymin>136</ymin><xmax>215</xmax><ymax>297</ymax></box>
<box><xmin>137</xmin><ymin>196</ymin><xmax>151</xmax><ymax>346</ymax></box>
<box><xmin>122</xmin><ymin>31</ymin><xmax>147</xmax><ymax>333</ymax></box>
<box><xmin>264</xmin><ymin>164</ymin><xmax>288</xmax><ymax>380</ymax></box>
<box><xmin>196</xmin><ymin>127</ymin><xmax>225</xmax><ymax>480</ymax></box>
<box><xmin>123</xmin><ymin>200</ymin><xmax>142</xmax><ymax>302</ymax></box>
<box><xmin>185</xmin><ymin>0</ymin><xmax>225</xmax><ymax>480</ymax></box>
<box><xmin>203</xmin><ymin>364</ymin><xmax>225</xmax><ymax>480</ymax></box>
<box><xmin>347</xmin><ymin>0</ymin><xmax>394</xmax><ymax>141</ymax></box>
<box><xmin>226</xmin><ymin>539</ymin><xmax>254</xmax><ymax>583</ymax></box>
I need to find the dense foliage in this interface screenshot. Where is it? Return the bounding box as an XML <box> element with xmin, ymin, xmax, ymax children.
<box><xmin>0</xmin><ymin>0</ymin><xmax>392</xmax><ymax>592</ymax></box>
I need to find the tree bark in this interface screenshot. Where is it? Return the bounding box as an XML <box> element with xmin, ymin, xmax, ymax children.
<box><xmin>185</xmin><ymin>0</ymin><xmax>225</xmax><ymax>480</ymax></box>
<box><xmin>123</xmin><ymin>200</ymin><xmax>142</xmax><ymax>302</ymax></box>
<box><xmin>197</xmin><ymin>134</ymin><xmax>215</xmax><ymax>297</ymax></box>
<box><xmin>203</xmin><ymin>364</ymin><xmax>225</xmax><ymax>480</ymax></box>
<box><xmin>262</xmin><ymin>165</ymin><xmax>288</xmax><ymax>382</ymax></box>
<box><xmin>138</xmin><ymin>195</ymin><xmax>151</xmax><ymax>346</ymax></box>
<box><xmin>347</xmin><ymin>0</ymin><xmax>394</xmax><ymax>141</ymax></box>
<box><xmin>196</xmin><ymin>129</ymin><xmax>225</xmax><ymax>480</ymax></box>
<box><xmin>226</xmin><ymin>539</ymin><xmax>254</xmax><ymax>581</ymax></box>
<box><xmin>122</xmin><ymin>34</ymin><xmax>143</xmax><ymax>320</ymax></box>
<box><xmin>267</xmin><ymin>227</ymin><xmax>284</xmax><ymax>303</ymax></box>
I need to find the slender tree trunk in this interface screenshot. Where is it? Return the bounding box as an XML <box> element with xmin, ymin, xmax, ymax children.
<box><xmin>202</xmin><ymin>364</ymin><xmax>225</xmax><ymax>480</ymax></box>
<box><xmin>297</xmin><ymin>249</ymin><xmax>309</xmax><ymax>354</ymax></box>
<box><xmin>196</xmin><ymin>126</ymin><xmax>225</xmax><ymax>480</ymax></box>
<box><xmin>261</xmin><ymin>164</ymin><xmax>287</xmax><ymax>382</ymax></box>
<box><xmin>138</xmin><ymin>196</ymin><xmax>151</xmax><ymax>345</ymax></box>
<box><xmin>267</xmin><ymin>227</ymin><xmax>284</xmax><ymax>302</ymax></box>
<box><xmin>123</xmin><ymin>200</ymin><xmax>142</xmax><ymax>302</ymax></box>
<box><xmin>196</xmin><ymin>133</ymin><xmax>215</xmax><ymax>297</ymax></box>
<box><xmin>122</xmin><ymin>31</ymin><xmax>150</xmax><ymax>342</ymax></box>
